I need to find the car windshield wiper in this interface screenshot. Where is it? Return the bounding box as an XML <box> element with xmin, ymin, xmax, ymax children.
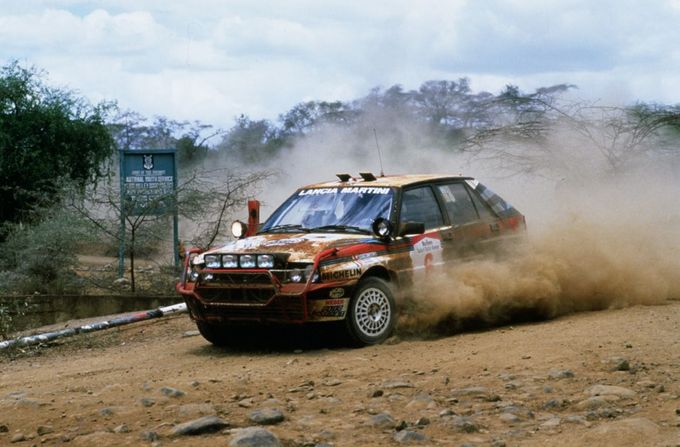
<box><xmin>311</xmin><ymin>224</ymin><xmax>372</xmax><ymax>235</ymax></box>
<box><xmin>259</xmin><ymin>224</ymin><xmax>311</xmax><ymax>234</ymax></box>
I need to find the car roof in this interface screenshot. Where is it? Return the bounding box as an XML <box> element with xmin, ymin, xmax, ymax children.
<box><xmin>302</xmin><ymin>174</ymin><xmax>473</xmax><ymax>189</ymax></box>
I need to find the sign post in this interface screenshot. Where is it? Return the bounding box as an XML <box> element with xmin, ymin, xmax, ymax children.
<box><xmin>118</xmin><ymin>149</ymin><xmax>179</xmax><ymax>278</ymax></box>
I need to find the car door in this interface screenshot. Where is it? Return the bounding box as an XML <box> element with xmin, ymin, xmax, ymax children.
<box><xmin>434</xmin><ymin>182</ymin><xmax>493</xmax><ymax>262</ymax></box>
<box><xmin>398</xmin><ymin>185</ymin><xmax>446</xmax><ymax>279</ymax></box>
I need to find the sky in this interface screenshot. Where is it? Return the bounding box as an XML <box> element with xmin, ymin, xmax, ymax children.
<box><xmin>2</xmin><ymin>0</ymin><xmax>680</xmax><ymax>127</ymax></box>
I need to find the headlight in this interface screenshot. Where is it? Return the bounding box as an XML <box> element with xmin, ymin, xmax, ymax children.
<box><xmin>205</xmin><ymin>254</ymin><xmax>221</xmax><ymax>268</ymax></box>
<box><xmin>257</xmin><ymin>254</ymin><xmax>274</xmax><ymax>268</ymax></box>
<box><xmin>222</xmin><ymin>254</ymin><xmax>238</xmax><ymax>268</ymax></box>
<box><xmin>290</xmin><ymin>270</ymin><xmax>304</xmax><ymax>283</ymax></box>
<box><xmin>231</xmin><ymin>220</ymin><xmax>248</xmax><ymax>239</ymax></box>
<box><xmin>240</xmin><ymin>254</ymin><xmax>256</xmax><ymax>268</ymax></box>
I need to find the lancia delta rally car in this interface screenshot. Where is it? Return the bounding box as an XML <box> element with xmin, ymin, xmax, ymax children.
<box><xmin>177</xmin><ymin>173</ymin><xmax>526</xmax><ymax>346</ymax></box>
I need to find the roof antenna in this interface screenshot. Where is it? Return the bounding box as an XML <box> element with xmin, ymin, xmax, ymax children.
<box><xmin>372</xmin><ymin>128</ymin><xmax>385</xmax><ymax>177</ymax></box>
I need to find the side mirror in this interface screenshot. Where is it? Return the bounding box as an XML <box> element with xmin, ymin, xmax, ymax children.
<box><xmin>399</xmin><ymin>221</ymin><xmax>425</xmax><ymax>237</ymax></box>
<box><xmin>372</xmin><ymin>217</ymin><xmax>393</xmax><ymax>241</ymax></box>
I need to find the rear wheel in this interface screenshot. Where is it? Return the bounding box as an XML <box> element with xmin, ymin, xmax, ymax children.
<box><xmin>196</xmin><ymin>320</ymin><xmax>233</xmax><ymax>346</ymax></box>
<box><xmin>344</xmin><ymin>277</ymin><xmax>396</xmax><ymax>346</ymax></box>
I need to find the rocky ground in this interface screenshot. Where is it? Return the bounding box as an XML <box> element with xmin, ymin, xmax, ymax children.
<box><xmin>0</xmin><ymin>301</ymin><xmax>679</xmax><ymax>446</ymax></box>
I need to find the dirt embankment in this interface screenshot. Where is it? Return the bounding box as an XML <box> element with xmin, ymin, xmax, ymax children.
<box><xmin>1</xmin><ymin>301</ymin><xmax>679</xmax><ymax>446</ymax></box>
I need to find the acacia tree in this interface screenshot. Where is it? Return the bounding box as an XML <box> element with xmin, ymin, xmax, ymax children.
<box><xmin>0</xmin><ymin>61</ymin><xmax>114</xmax><ymax>230</ymax></box>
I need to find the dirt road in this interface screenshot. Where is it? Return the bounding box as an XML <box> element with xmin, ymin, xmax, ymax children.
<box><xmin>1</xmin><ymin>302</ymin><xmax>679</xmax><ymax>446</ymax></box>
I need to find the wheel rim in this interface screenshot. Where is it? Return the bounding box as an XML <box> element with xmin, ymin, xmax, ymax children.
<box><xmin>354</xmin><ymin>287</ymin><xmax>391</xmax><ymax>338</ymax></box>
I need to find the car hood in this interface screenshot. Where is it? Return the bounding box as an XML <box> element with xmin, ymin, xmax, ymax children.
<box><xmin>199</xmin><ymin>232</ymin><xmax>371</xmax><ymax>264</ymax></box>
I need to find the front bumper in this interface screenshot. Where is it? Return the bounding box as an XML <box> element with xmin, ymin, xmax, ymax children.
<box><xmin>177</xmin><ymin>269</ymin><xmax>355</xmax><ymax>324</ymax></box>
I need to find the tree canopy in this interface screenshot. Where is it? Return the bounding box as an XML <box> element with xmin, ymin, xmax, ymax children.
<box><xmin>0</xmin><ymin>61</ymin><xmax>114</xmax><ymax>227</ymax></box>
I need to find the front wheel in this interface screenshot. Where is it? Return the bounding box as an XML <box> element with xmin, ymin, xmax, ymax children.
<box><xmin>196</xmin><ymin>320</ymin><xmax>233</xmax><ymax>346</ymax></box>
<box><xmin>344</xmin><ymin>277</ymin><xmax>396</xmax><ymax>346</ymax></box>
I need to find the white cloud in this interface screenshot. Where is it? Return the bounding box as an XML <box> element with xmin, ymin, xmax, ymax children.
<box><xmin>1</xmin><ymin>0</ymin><xmax>680</xmax><ymax>126</ymax></box>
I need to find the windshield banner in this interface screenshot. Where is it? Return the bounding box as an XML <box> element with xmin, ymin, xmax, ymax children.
<box><xmin>299</xmin><ymin>187</ymin><xmax>390</xmax><ymax>196</ymax></box>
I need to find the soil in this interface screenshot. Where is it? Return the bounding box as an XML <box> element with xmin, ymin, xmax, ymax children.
<box><xmin>1</xmin><ymin>301</ymin><xmax>679</xmax><ymax>446</ymax></box>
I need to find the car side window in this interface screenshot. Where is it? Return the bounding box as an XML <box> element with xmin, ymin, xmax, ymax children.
<box><xmin>400</xmin><ymin>186</ymin><xmax>444</xmax><ymax>230</ymax></box>
<box><xmin>467</xmin><ymin>187</ymin><xmax>497</xmax><ymax>220</ymax></box>
<box><xmin>436</xmin><ymin>183</ymin><xmax>479</xmax><ymax>225</ymax></box>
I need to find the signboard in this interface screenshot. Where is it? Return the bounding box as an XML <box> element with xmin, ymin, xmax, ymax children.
<box><xmin>118</xmin><ymin>149</ymin><xmax>179</xmax><ymax>276</ymax></box>
<box><xmin>121</xmin><ymin>150</ymin><xmax>176</xmax><ymax>215</ymax></box>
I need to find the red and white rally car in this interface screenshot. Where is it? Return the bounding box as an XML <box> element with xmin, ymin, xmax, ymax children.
<box><xmin>177</xmin><ymin>173</ymin><xmax>525</xmax><ymax>346</ymax></box>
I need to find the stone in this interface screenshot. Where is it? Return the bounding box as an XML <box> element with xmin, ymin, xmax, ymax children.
<box><xmin>501</xmin><ymin>405</ymin><xmax>533</xmax><ymax>419</ymax></box>
<box><xmin>229</xmin><ymin>427</ymin><xmax>282</xmax><ymax>447</ymax></box>
<box><xmin>576</xmin><ymin>396</ymin><xmax>614</xmax><ymax>410</ymax></box>
<box><xmin>499</xmin><ymin>413</ymin><xmax>520</xmax><ymax>424</ymax></box>
<box><xmin>172</xmin><ymin>416</ymin><xmax>229</xmax><ymax>436</ymax></box>
<box><xmin>0</xmin><ymin>424</ymin><xmax>8</xmax><ymax>433</ymax></box>
<box><xmin>369</xmin><ymin>412</ymin><xmax>397</xmax><ymax>429</ymax></box>
<box><xmin>541</xmin><ymin>417</ymin><xmax>561</xmax><ymax>429</ymax></box>
<box><xmin>239</xmin><ymin>398</ymin><xmax>255</xmax><ymax>408</ymax></box>
<box><xmin>394</xmin><ymin>430</ymin><xmax>427</xmax><ymax>443</ymax></box>
<box><xmin>578</xmin><ymin>417</ymin><xmax>660</xmax><ymax>444</ymax></box>
<box><xmin>160</xmin><ymin>386</ymin><xmax>186</xmax><ymax>398</ymax></box>
<box><xmin>406</xmin><ymin>393</ymin><xmax>435</xmax><ymax>410</ymax></box>
<box><xmin>587</xmin><ymin>385</ymin><xmax>636</xmax><ymax>399</ymax></box>
<box><xmin>383</xmin><ymin>381</ymin><xmax>415</xmax><ymax>389</ymax></box>
<box><xmin>141</xmin><ymin>431</ymin><xmax>159</xmax><ymax>442</ymax></box>
<box><xmin>183</xmin><ymin>330</ymin><xmax>200</xmax><ymax>337</ymax></box>
<box><xmin>415</xmin><ymin>416</ymin><xmax>430</xmax><ymax>426</ymax></box>
<box><xmin>99</xmin><ymin>407</ymin><xmax>115</xmax><ymax>416</ymax></box>
<box><xmin>10</xmin><ymin>433</ymin><xmax>25</xmax><ymax>443</ymax></box>
<box><xmin>543</xmin><ymin>398</ymin><xmax>567</xmax><ymax>409</ymax></box>
<box><xmin>604</xmin><ymin>357</ymin><xmax>631</xmax><ymax>371</ymax></box>
<box><xmin>141</xmin><ymin>398</ymin><xmax>155</xmax><ymax>407</ymax></box>
<box><xmin>450</xmin><ymin>386</ymin><xmax>499</xmax><ymax>401</ymax></box>
<box><xmin>548</xmin><ymin>369</ymin><xmax>574</xmax><ymax>379</ymax></box>
<box><xmin>451</xmin><ymin>416</ymin><xmax>478</xmax><ymax>433</ymax></box>
<box><xmin>564</xmin><ymin>415</ymin><xmax>588</xmax><ymax>425</ymax></box>
<box><xmin>36</xmin><ymin>425</ymin><xmax>54</xmax><ymax>435</ymax></box>
<box><xmin>113</xmin><ymin>424</ymin><xmax>130</xmax><ymax>433</ymax></box>
<box><xmin>248</xmin><ymin>408</ymin><xmax>285</xmax><ymax>425</ymax></box>
<box><xmin>370</xmin><ymin>389</ymin><xmax>384</xmax><ymax>398</ymax></box>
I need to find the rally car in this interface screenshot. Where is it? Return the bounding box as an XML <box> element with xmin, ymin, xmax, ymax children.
<box><xmin>177</xmin><ymin>173</ymin><xmax>525</xmax><ymax>346</ymax></box>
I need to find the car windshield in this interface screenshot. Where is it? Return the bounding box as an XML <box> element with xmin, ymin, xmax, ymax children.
<box><xmin>260</xmin><ymin>186</ymin><xmax>395</xmax><ymax>234</ymax></box>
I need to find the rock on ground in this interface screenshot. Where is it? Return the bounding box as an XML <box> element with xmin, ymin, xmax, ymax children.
<box><xmin>171</xmin><ymin>415</ymin><xmax>229</xmax><ymax>436</ymax></box>
<box><xmin>229</xmin><ymin>427</ymin><xmax>282</xmax><ymax>447</ymax></box>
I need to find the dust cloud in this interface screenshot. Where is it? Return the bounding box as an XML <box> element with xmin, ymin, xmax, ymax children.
<box><xmin>246</xmin><ymin>109</ymin><xmax>680</xmax><ymax>333</ymax></box>
<box><xmin>399</xmin><ymin>212</ymin><xmax>680</xmax><ymax>334</ymax></box>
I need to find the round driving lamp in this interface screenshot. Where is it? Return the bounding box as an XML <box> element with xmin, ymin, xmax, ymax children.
<box><xmin>372</xmin><ymin>217</ymin><xmax>393</xmax><ymax>240</ymax></box>
<box><xmin>231</xmin><ymin>220</ymin><xmax>248</xmax><ymax>239</ymax></box>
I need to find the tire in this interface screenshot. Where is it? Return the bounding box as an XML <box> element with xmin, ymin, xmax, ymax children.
<box><xmin>196</xmin><ymin>320</ymin><xmax>233</xmax><ymax>346</ymax></box>
<box><xmin>344</xmin><ymin>277</ymin><xmax>396</xmax><ymax>346</ymax></box>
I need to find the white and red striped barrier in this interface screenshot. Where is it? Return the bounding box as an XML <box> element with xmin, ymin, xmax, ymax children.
<box><xmin>0</xmin><ymin>302</ymin><xmax>187</xmax><ymax>350</ymax></box>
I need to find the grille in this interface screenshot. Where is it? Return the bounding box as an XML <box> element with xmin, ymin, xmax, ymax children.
<box><xmin>197</xmin><ymin>272</ymin><xmax>275</xmax><ymax>304</ymax></box>
<box><xmin>202</xmin><ymin>296</ymin><xmax>306</xmax><ymax>322</ymax></box>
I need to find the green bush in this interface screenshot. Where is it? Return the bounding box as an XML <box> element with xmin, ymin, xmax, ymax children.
<box><xmin>0</xmin><ymin>206</ymin><xmax>93</xmax><ymax>295</ymax></box>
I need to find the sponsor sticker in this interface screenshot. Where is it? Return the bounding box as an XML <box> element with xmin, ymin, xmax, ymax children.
<box><xmin>298</xmin><ymin>187</ymin><xmax>390</xmax><ymax>196</ymax></box>
<box><xmin>329</xmin><ymin>287</ymin><xmax>345</xmax><ymax>298</ymax></box>
<box><xmin>320</xmin><ymin>267</ymin><xmax>361</xmax><ymax>282</ymax></box>
<box><xmin>309</xmin><ymin>298</ymin><xmax>350</xmax><ymax>321</ymax></box>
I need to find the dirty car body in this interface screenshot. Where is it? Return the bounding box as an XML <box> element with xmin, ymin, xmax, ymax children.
<box><xmin>176</xmin><ymin>174</ymin><xmax>526</xmax><ymax>346</ymax></box>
